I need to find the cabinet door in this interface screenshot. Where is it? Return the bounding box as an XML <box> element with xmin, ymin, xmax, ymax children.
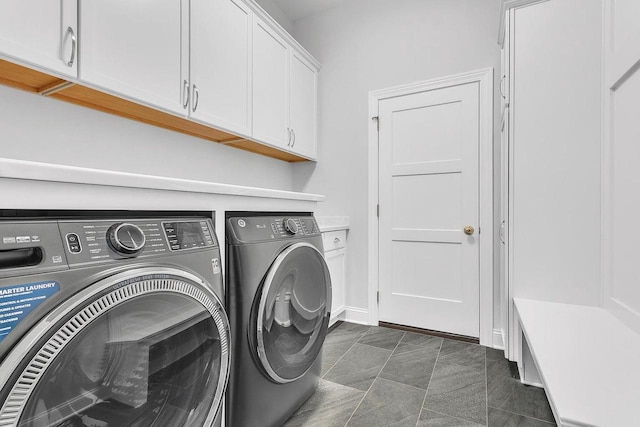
<box><xmin>252</xmin><ymin>17</ymin><xmax>289</xmax><ymax>149</ymax></box>
<box><xmin>289</xmin><ymin>51</ymin><xmax>318</xmax><ymax>159</ymax></box>
<box><xmin>190</xmin><ymin>0</ymin><xmax>251</xmax><ymax>136</ymax></box>
<box><xmin>80</xmin><ymin>0</ymin><xmax>184</xmax><ymax>114</ymax></box>
<box><xmin>325</xmin><ymin>248</ymin><xmax>346</xmax><ymax>324</ymax></box>
<box><xmin>0</xmin><ymin>0</ymin><xmax>77</xmax><ymax>78</ymax></box>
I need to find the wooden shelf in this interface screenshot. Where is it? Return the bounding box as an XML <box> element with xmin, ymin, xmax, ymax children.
<box><xmin>0</xmin><ymin>58</ymin><xmax>307</xmax><ymax>163</ymax></box>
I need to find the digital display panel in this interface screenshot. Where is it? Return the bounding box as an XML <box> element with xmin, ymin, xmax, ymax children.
<box><xmin>163</xmin><ymin>221</ymin><xmax>214</xmax><ymax>250</ymax></box>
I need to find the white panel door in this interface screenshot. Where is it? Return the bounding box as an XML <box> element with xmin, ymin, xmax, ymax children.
<box><xmin>252</xmin><ymin>17</ymin><xmax>289</xmax><ymax>149</ymax></box>
<box><xmin>0</xmin><ymin>0</ymin><xmax>77</xmax><ymax>78</ymax></box>
<box><xmin>289</xmin><ymin>51</ymin><xmax>317</xmax><ymax>159</ymax></box>
<box><xmin>80</xmin><ymin>0</ymin><xmax>184</xmax><ymax>114</ymax></box>
<box><xmin>190</xmin><ymin>0</ymin><xmax>251</xmax><ymax>136</ymax></box>
<box><xmin>379</xmin><ymin>82</ymin><xmax>480</xmax><ymax>337</ymax></box>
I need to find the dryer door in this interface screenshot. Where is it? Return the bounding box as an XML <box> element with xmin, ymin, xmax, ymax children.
<box><xmin>257</xmin><ymin>242</ymin><xmax>332</xmax><ymax>384</ymax></box>
<box><xmin>0</xmin><ymin>267</ymin><xmax>230</xmax><ymax>427</ymax></box>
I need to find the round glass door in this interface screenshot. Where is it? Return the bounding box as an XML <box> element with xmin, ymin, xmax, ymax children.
<box><xmin>0</xmin><ymin>268</ymin><xmax>230</xmax><ymax>427</ymax></box>
<box><xmin>257</xmin><ymin>242</ymin><xmax>332</xmax><ymax>383</ymax></box>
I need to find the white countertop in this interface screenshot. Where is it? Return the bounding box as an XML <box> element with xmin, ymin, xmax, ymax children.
<box><xmin>0</xmin><ymin>158</ymin><xmax>324</xmax><ymax>202</ymax></box>
<box><xmin>316</xmin><ymin>216</ymin><xmax>349</xmax><ymax>232</ymax></box>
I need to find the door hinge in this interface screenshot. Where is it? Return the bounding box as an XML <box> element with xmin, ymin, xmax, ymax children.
<box><xmin>377</xmin><ymin>291</ymin><xmax>379</xmax><ymax>304</ymax></box>
<box><xmin>376</xmin><ymin>204</ymin><xmax>379</xmax><ymax>218</ymax></box>
<box><xmin>372</xmin><ymin>116</ymin><xmax>379</xmax><ymax>131</ymax></box>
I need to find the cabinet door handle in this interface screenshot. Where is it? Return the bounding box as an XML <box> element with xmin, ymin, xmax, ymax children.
<box><xmin>287</xmin><ymin>128</ymin><xmax>292</xmax><ymax>147</ymax></box>
<box><xmin>500</xmin><ymin>75</ymin><xmax>506</xmax><ymax>99</ymax></box>
<box><xmin>192</xmin><ymin>84</ymin><xmax>199</xmax><ymax>112</ymax></box>
<box><xmin>334</xmin><ymin>237</ymin><xmax>340</xmax><ymax>244</ymax></box>
<box><xmin>182</xmin><ymin>80</ymin><xmax>190</xmax><ymax>109</ymax></box>
<box><xmin>500</xmin><ymin>220</ymin><xmax>505</xmax><ymax>244</ymax></box>
<box><xmin>292</xmin><ymin>129</ymin><xmax>296</xmax><ymax>147</ymax></box>
<box><xmin>66</xmin><ymin>27</ymin><xmax>76</xmax><ymax>67</ymax></box>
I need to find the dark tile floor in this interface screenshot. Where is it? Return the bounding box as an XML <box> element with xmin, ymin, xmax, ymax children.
<box><xmin>285</xmin><ymin>323</ymin><xmax>556</xmax><ymax>427</ymax></box>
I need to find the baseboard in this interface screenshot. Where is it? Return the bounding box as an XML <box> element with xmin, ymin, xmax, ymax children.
<box><xmin>329</xmin><ymin>308</ymin><xmax>346</xmax><ymax>326</ymax></box>
<box><xmin>520</xmin><ymin>378</ymin><xmax>545</xmax><ymax>388</ymax></box>
<box><xmin>343</xmin><ymin>306</ymin><xmax>369</xmax><ymax>325</ymax></box>
<box><xmin>493</xmin><ymin>328</ymin><xmax>505</xmax><ymax>350</ymax></box>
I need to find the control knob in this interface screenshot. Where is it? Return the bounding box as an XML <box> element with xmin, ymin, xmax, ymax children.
<box><xmin>283</xmin><ymin>218</ymin><xmax>299</xmax><ymax>235</ymax></box>
<box><xmin>107</xmin><ymin>223</ymin><xmax>146</xmax><ymax>256</ymax></box>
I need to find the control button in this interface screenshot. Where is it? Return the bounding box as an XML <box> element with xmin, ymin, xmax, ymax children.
<box><xmin>238</xmin><ymin>219</ymin><xmax>246</xmax><ymax>228</ymax></box>
<box><xmin>283</xmin><ymin>218</ymin><xmax>299</xmax><ymax>235</ymax></box>
<box><xmin>107</xmin><ymin>223</ymin><xmax>146</xmax><ymax>257</ymax></box>
<box><xmin>66</xmin><ymin>233</ymin><xmax>82</xmax><ymax>253</ymax></box>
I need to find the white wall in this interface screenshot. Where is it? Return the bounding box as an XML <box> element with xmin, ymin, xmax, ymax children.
<box><xmin>254</xmin><ymin>0</ymin><xmax>294</xmax><ymax>34</ymax></box>
<box><xmin>291</xmin><ymin>0</ymin><xmax>502</xmax><ymax>323</ymax></box>
<box><xmin>0</xmin><ymin>85</ymin><xmax>293</xmax><ymax>190</ymax></box>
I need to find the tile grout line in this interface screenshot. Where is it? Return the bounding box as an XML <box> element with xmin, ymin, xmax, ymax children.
<box><xmin>486</xmin><ymin>406</ymin><xmax>557</xmax><ymax>426</ymax></box>
<box><xmin>415</xmin><ymin>338</ymin><xmax>443</xmax><ymax>427</ymax></box>
<box><xmin>420</xmin><ymin>408</ymin><xmax>484</xmax><ymax>426</ymax></box>
<box><xmin>343</xmin><ymin>330</ymin><xmax>406</xmax><ymax>427</ymax></box>
<box><xmin>372</xmin><ymin>376</ymin><xmax>429</xmax><ymax>394</ymax></box>
<box><xmin>486</xmin><ymin>351</ymin><xmax>556</xmax><ymax>425</ymax></box>
<box><xmin>322</xmin><ymin>327</ymin><xmax>371</xmax><ymax>379</ymax></box>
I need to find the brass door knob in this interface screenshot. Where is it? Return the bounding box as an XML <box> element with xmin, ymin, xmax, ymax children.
<box><xmin>464</xmin><ymin>226</ymin><xmax>475</xmax><ymax>235</ymax></box>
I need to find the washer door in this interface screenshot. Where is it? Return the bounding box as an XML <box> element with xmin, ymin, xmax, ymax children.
<box><xmin>257</xmin><ymin>242</ymin><xmax>331</xmax><ymax>384</ymax></box>
<box><xmin>0</xmin><ymin>267</ymin><xmax>230</xmax><ymax>427</ymax></box>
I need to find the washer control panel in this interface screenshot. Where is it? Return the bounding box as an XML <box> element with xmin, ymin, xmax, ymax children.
<box><xmin>58</xmin><ymin>218</ymin><xmax>216</xmax><ymax>265</ymax></box>
<box><xmin>228</xmin><ymin>215</ymin><xmax>319</xmax><ymax>243</ymax></box>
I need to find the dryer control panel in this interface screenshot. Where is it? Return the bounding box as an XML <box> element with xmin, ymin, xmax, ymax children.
<box><xmin>227</xmin><ymin>215</ymin><xmax>320</xmax><ymax>244</ymax></box>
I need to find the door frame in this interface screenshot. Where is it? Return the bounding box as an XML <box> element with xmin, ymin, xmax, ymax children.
<box><xmin>367</xmin><ymin>68</ymin><xmax>494</xmax><ymax>346</ymax></box>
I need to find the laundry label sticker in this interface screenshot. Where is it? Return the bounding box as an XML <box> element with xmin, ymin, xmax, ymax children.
<box><xmin>0</xmin><ymin>281</ymin><xmax>60</xmax><ymax>343</ymax></box>
<box><xmin>211</xmin><ymin>258</ymin><xmax>221</xmax><ymax>275</ymax></box>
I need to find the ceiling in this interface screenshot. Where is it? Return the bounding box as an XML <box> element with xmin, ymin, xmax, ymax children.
<box><xmin>271</xmin><ymin>0</ymin><xmax>346</xmax><ymax>21</ymax></box>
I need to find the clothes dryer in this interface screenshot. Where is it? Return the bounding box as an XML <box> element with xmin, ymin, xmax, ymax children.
<box><xmin>0</xmin><ymin>213</ymin><xmax>230</xmax><ymax>427</ymax></box>
<box><xmin>225</xmin><ymin>212</ymin><xmax>331</xmax><ymax>427</ymax></box>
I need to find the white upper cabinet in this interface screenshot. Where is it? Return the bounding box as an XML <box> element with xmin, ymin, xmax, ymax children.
<box><xmin>80</xmin><ymin>0</ymin><xmax>184</xmax><ymax>114</ymax></box>
<box><xmin>289</xmin><ymin>51</ymin><xmax>318</xmax><ymax>159</ymax></box>
<box><xmin>251</xmin><ymin>13</ymin><xmax>319</xmax><ymax>159</ymax></box>
<box><xmin>190</xmin><ymin>0</ymin><xmax>252</xmax><ymax>135</ymax></box>
<box><xmin>0</xmin><ymin>0</ymin><xmax>77</xmax><ymax>78</ymax></box>
<box><xmin>0</xmin><ymin>0</ymin><xmax>320</xmax><ymax>161</ymax></box>
<box><xmin>252</xmin><ymin>17</ymin><xmax>289</xmax><ymax>149</ymax></box>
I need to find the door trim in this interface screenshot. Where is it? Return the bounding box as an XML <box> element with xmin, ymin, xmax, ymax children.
<box><xmin>497</xmin><ymin>0</ymin><xmax>550</xmax><ymax>47</ymax></box>
<box><xmin>367</xmin><ymin>68</ymin><xmax>494</xmax><ymax>347</ymax></box>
